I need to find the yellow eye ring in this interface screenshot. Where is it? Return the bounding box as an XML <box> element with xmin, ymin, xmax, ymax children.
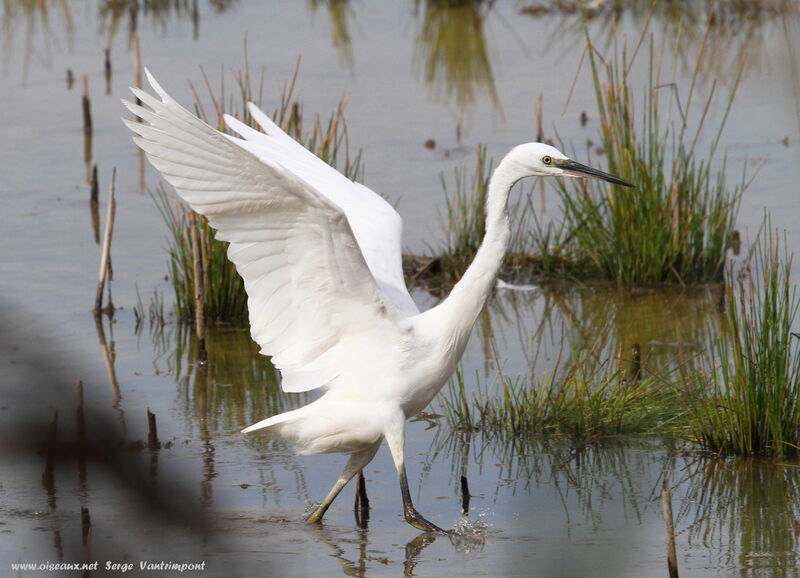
<box><xmin>542</xmin><ymin>156</ymin><xmax>552</xmax><ymax>165</ymax></box>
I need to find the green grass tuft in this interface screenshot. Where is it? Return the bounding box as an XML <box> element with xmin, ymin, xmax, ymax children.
<box><xmin>550</xmin><ymin>18</ymin><xmax>754</xmax><ymax>286</ymax></box>
<box><xmin>441</xmin><ymin>351</ymin><xmax>684</xmax><ymax>442</ymax></box>
<box><xmin>685</xmin><ymin>228</ymin><xmax>800</xmax><ymax>458</ymax></box>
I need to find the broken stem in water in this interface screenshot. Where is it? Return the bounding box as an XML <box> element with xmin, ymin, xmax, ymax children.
<box><xmin>189</xmin><ymin>211</ymin><xmax>208</xmax><ymax>363</ymax></box>
<box><xmin>94</xmin><ymin>168</ymin><xmax>116</xmax><ymax>314</ymax></box>
<box><xmin>662</xmin><ymin>476</ymin><xmax>679</xmax><ymax>578</ymax></box>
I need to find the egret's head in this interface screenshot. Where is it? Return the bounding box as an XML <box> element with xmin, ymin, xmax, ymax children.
<box><xmin>509</xmin><ymin>142</ymin><xmax>634</xmax><ymax>187</ymax></box>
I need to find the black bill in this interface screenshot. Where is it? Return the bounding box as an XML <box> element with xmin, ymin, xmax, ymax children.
<box><xmin>556</xmin><ymin>158</ymin><xmax>635</xmax><ymax>188</ymax></box>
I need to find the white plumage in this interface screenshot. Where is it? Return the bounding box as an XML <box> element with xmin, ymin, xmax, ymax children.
<box><xmin>124</xmin><ymin>70</ymin><xmax>632</xmax><ymax>532</ymax></box>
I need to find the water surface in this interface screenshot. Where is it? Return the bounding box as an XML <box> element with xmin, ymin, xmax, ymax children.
<box><xmin>2</xmin><ymin>1</ymin><xmax>800</xmax><ymax>576</ymax></box>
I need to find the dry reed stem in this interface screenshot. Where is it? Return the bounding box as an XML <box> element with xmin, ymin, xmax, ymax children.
<box><xmin>189</xmin><ymin>211</ymin><xmax>208</xmax><ymax>363</ymax></box>
<box><xmin>662</xmin><ymin>477</ymin><xmax>679</xmax><ymax>578</ymax></box>
<box><xmin>94</xmin><ymin>169</ymin><xmax>116</xmax><ymax>313</ymax></box>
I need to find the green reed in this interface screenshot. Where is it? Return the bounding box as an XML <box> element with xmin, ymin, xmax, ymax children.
<box><xmin>552</xmin><ymin>18</ymin><xmax>752</xmax><ymax>286</ymax></box>
<box><xmin>441</xmin><ymin>145</ymin><xmax>490</xmax><ymax>263</ymax></box>
<box><xmin>153</xmin><ymin>185</ymin><xmax>249</xmax><ymax>322</ymax></box>
<box><xmin>685</xmin><ymin>229</ymin><xmax>800</xmax><ymax>457</ymax></box>
<box><xmin>439</xmin><ymin>145</ymin><xmax>542</xmax><ymax>273</ymax></box>
<box><xmin>154</xmin><ymin>61</ymin><xmax>362</xmax><ymax>322</ymax></box>
<box><xmin>441</xmin><ymin>353</ymin><xmax>683</xmax><ymax>441</ymax></box>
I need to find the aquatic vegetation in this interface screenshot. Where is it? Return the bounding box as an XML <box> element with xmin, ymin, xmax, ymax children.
<box><xmin>153</xmin><ymin>63</ymin><xmax>362</xmax><ymax>322</ymax></box>
<box><xmin>441</xmin><ymin>351</ymin><xmax>684</xmax><ymax>441</ymax></box>
<box><xmin>440</xmin><ymin>145</ymin><xmax>491</xmax><ymax>264</ymax></box>
<box><xmin>421</xmin><ymin>16</ymin><xmax>756</xmax><ymax>288</ymax></box>
<box><xmin>421</xmin><ymin>145</ymin><xmax>572</xmax><ymax>286</ymax></box>
<box><xmin>552</xmin><ymin>21</ymin><xmax>752</xmax><ymax>286</ymax></box>
<box><xmin>684</xmin><ymin>230</ymin><xmax>800</xmax><ymax>458</ymax></box>
<box><xmin>153</xmin><ymin>185</ymin><xmax>249</xmax><ymax>322</ymax></box>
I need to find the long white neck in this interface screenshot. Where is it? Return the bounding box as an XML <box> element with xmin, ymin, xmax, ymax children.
<box><xmin>417</xmin><ymin>152</ymin><xmax>522</xmax><ymax>349</ymax></box>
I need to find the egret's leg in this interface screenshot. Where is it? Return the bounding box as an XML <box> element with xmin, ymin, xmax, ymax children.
<box><xmin>354</xmin><ymin>470</ymin><xmax>370</xmax><ymax>528</ymax></box>
<box><xmin>307</xmin><ymin>444</ymin><xmax>379</xmax><ymax>524</ymax></box>
<box><xmin>385</xmin><ymin>418</ymin><xmax>446</xmax><ymax>534</ymax></box>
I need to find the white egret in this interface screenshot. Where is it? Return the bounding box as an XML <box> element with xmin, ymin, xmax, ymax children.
<box><xmin>123</xmin><ymin>70</ymin><xmax>633</xmax><ymax>533</ymax></box>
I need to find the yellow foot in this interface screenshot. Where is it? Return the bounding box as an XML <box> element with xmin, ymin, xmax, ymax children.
<box><xmin>306</xmin><ymin>505</ymin><xmax>326</xmax><ymax>524</ymax></box>
<box><xmin>404</xmin><ymin>508</ymin><xmax>447</xmax><ymax>534</ymax></box>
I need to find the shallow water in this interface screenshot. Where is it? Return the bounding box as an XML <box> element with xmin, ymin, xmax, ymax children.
<box><xmin>3</xmin><ymin>1</ymin><xmax>800</xmax><ymax>576</ymax></box>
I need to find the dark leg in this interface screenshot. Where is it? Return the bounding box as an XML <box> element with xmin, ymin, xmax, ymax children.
<box><xmin>398</xmin><ymin>465</ymin><xmax>445</xmax><ymax>533</ymax></box>
<box><xmin>385</xmin><ymin>413</ymin><xmax>447</xmax><ymax>534</ymax></box>
<box><xmin>354</xmin><ymin>470</ymin><xmax>370</xmax><ymax>529</ymax></box>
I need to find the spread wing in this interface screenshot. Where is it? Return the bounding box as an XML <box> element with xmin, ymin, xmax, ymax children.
<box><xmin>224</xmin><ymin>106</ymin><xmax>419</xmax><ymax>317</ymax></box>
<box><xmin>123</xmin><ymin>70</ymin><xmax>416</xmax><ymax>393</ymax></box>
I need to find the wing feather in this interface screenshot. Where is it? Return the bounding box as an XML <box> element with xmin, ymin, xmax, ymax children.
<box><xmin>224</xmin><ymin>107</ymin><xmax>419</xmax><ymax>317</ymax></box>
<box><xmin>124</xmin><ymin>70</ymin><xmax>413</xmax><ymax>392</ymax></box>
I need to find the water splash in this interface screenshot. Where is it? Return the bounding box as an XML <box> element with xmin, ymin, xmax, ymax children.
<box><xmin>449</xmin><ymin>512</ymin><xmax>492</xmax><ymax>553</ymax></box>
<box><xmin>302</xmin><ymin>502</ymin><xmax>321</xmax><ymax>518</ymax></box>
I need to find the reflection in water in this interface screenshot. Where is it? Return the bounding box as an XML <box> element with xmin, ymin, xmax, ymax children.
<box><xmin>657</xmin><ymin>1</ymin><xmax>799</xmax><ymax>81</ymax></box>
<box><xmin>98</xmin><ymin>0</ymin><xmax>239</xmax><ymax>44</ymax></box>
<box><xmin>526</xmin><ymin>1</ymin><xmax>800</xmax><ymax>83</ymax></box>
<box><xmin>479</xmin><ymin>283</ymin><xmax>722</xmax><ymax>380</ymax></box>
<box><xmin>104</xmin><ymin>47</ymin><xmax>112</xmax><ymax>94</ymax></box>
<box><xmin>194</xmin><ymin>361</ymin><xmax>217</xmax><ymax>507</ymax></box>
<box><xmin>413</xmin><ymin>0</ymin><xmax>499</xmax><ymax>113</ymax></box>
<box><xmin>82</xmin><ymin>74</ymin><xmax>93</xmax><ymax>185</ymax></box>
<box><xmin>430</xmin><ymin>428</ymin><xmax>672</xmax><ymax>530</ymax></box>
<box><xmin>308</xmin><ymin>0</ymin><xmax>355</xmax><ymax>69</ymax></box>
<box><xmin>2</xmin><ymin>0</ymin><xmax>238</xmax><ymax>75</ymax></box>
<box><xmin>136</xmin><ymin>316</ymin><xmax>331</xmax><ymax>561</ymax></box>
<box><xmin>79</xmin><ymin>302</ymin><xmax>800</xmax><ymax>575</ymax></box>
<box><xmin>40</xmin><ymin>407</ymin><xmax>64</xmax><ymax>562</ymax></box>
<box><xmin>314</xmin><ymin>526</ymin><xmax>380</xmax><ymax>577</ymax></box>
<box><xmin>92</xmin><ymin>311</ymin><xmax>128</xmax><ymax>435</ymax></box>
<box><xmin>1</xmin><ymin>0</ymin><xmax>76</xmax><ymax>74</ymax></box>
<box><xmin>313</xmin><ymin>522</ymin><xmax>482</xmax><ymax>577</ymax></box>
<box><xmin>551</xmin><ymin>285</ymin><xmax>721</xmax><ymax>374</ymax></box>
<box><xmin>403</xmin><ymin>532</ymin><xmax>438</xmax><ymax>576</ymax></box>
<box><xmin>431</xmin><ymin>424</ymin><xmax>800</xmax><ymax>576</ymax></box>
<box><xmin>0</xmin><ymin>309</ymin><xmax>247</xmax><ymax>574</ymax></box>
<box><xmin>150</xmin><ymin>321</ymin><xmax>314</xmax><ymax>435</ymax></box>
<box><xmin>679</xmin><ymin>457</ymin><xmax>800</xmax><ymax>577</ymax></box>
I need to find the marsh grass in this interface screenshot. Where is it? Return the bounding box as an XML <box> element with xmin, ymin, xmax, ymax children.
<box><xmin>153</xmin><ymin>61</ymin><xmax>362</xmax><ymax>321</ymax></box>
<box><xmin>685</xmin><ymin>230</ymin><xmax>800</xmax><ymax>458</ymax></box>
<box><xmin>551</xmin><ymin>17</ymin><xmax>755</xmax><ymax>286</ymax></box>
<box><xmin>440</xmin><ymin>145</ymin><xmax>490</xmax><ymax>263</ymax></box>
<box><xmin>441</xmin><ymin>351</ymin><xmax>684</xmax><ymax>441</ymax></box>
<box><xmin>421</xmin><ymin>145</ymin><xmax>577</xmax><ymax>286</ymax></box>
<box><xmin>153</xmin><ymin>186</ymin><xmax>249</xmax><ymax>321</ymax></box>
<box><xmin>421</xmin><ymin>14</ymin><xmax>756</xmax><ymax>288</ymax></box>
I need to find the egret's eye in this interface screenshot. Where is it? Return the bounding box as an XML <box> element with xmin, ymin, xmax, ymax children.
<box><xmin>542</xmin><ymin>156</ymin><xmax>552</xmax><ymax>166</ymax></box>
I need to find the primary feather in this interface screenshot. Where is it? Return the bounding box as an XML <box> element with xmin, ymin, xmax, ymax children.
<box><xmin>123</xmin><ymin>69</ymin><xmax>417</xmax><ymax>395</ymax></box>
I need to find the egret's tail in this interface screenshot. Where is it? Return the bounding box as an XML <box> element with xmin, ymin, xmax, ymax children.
<box><xmin>241</xmin><ymin>407</ymin><xmax>304</xmax><ymax>435</ymax></box>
